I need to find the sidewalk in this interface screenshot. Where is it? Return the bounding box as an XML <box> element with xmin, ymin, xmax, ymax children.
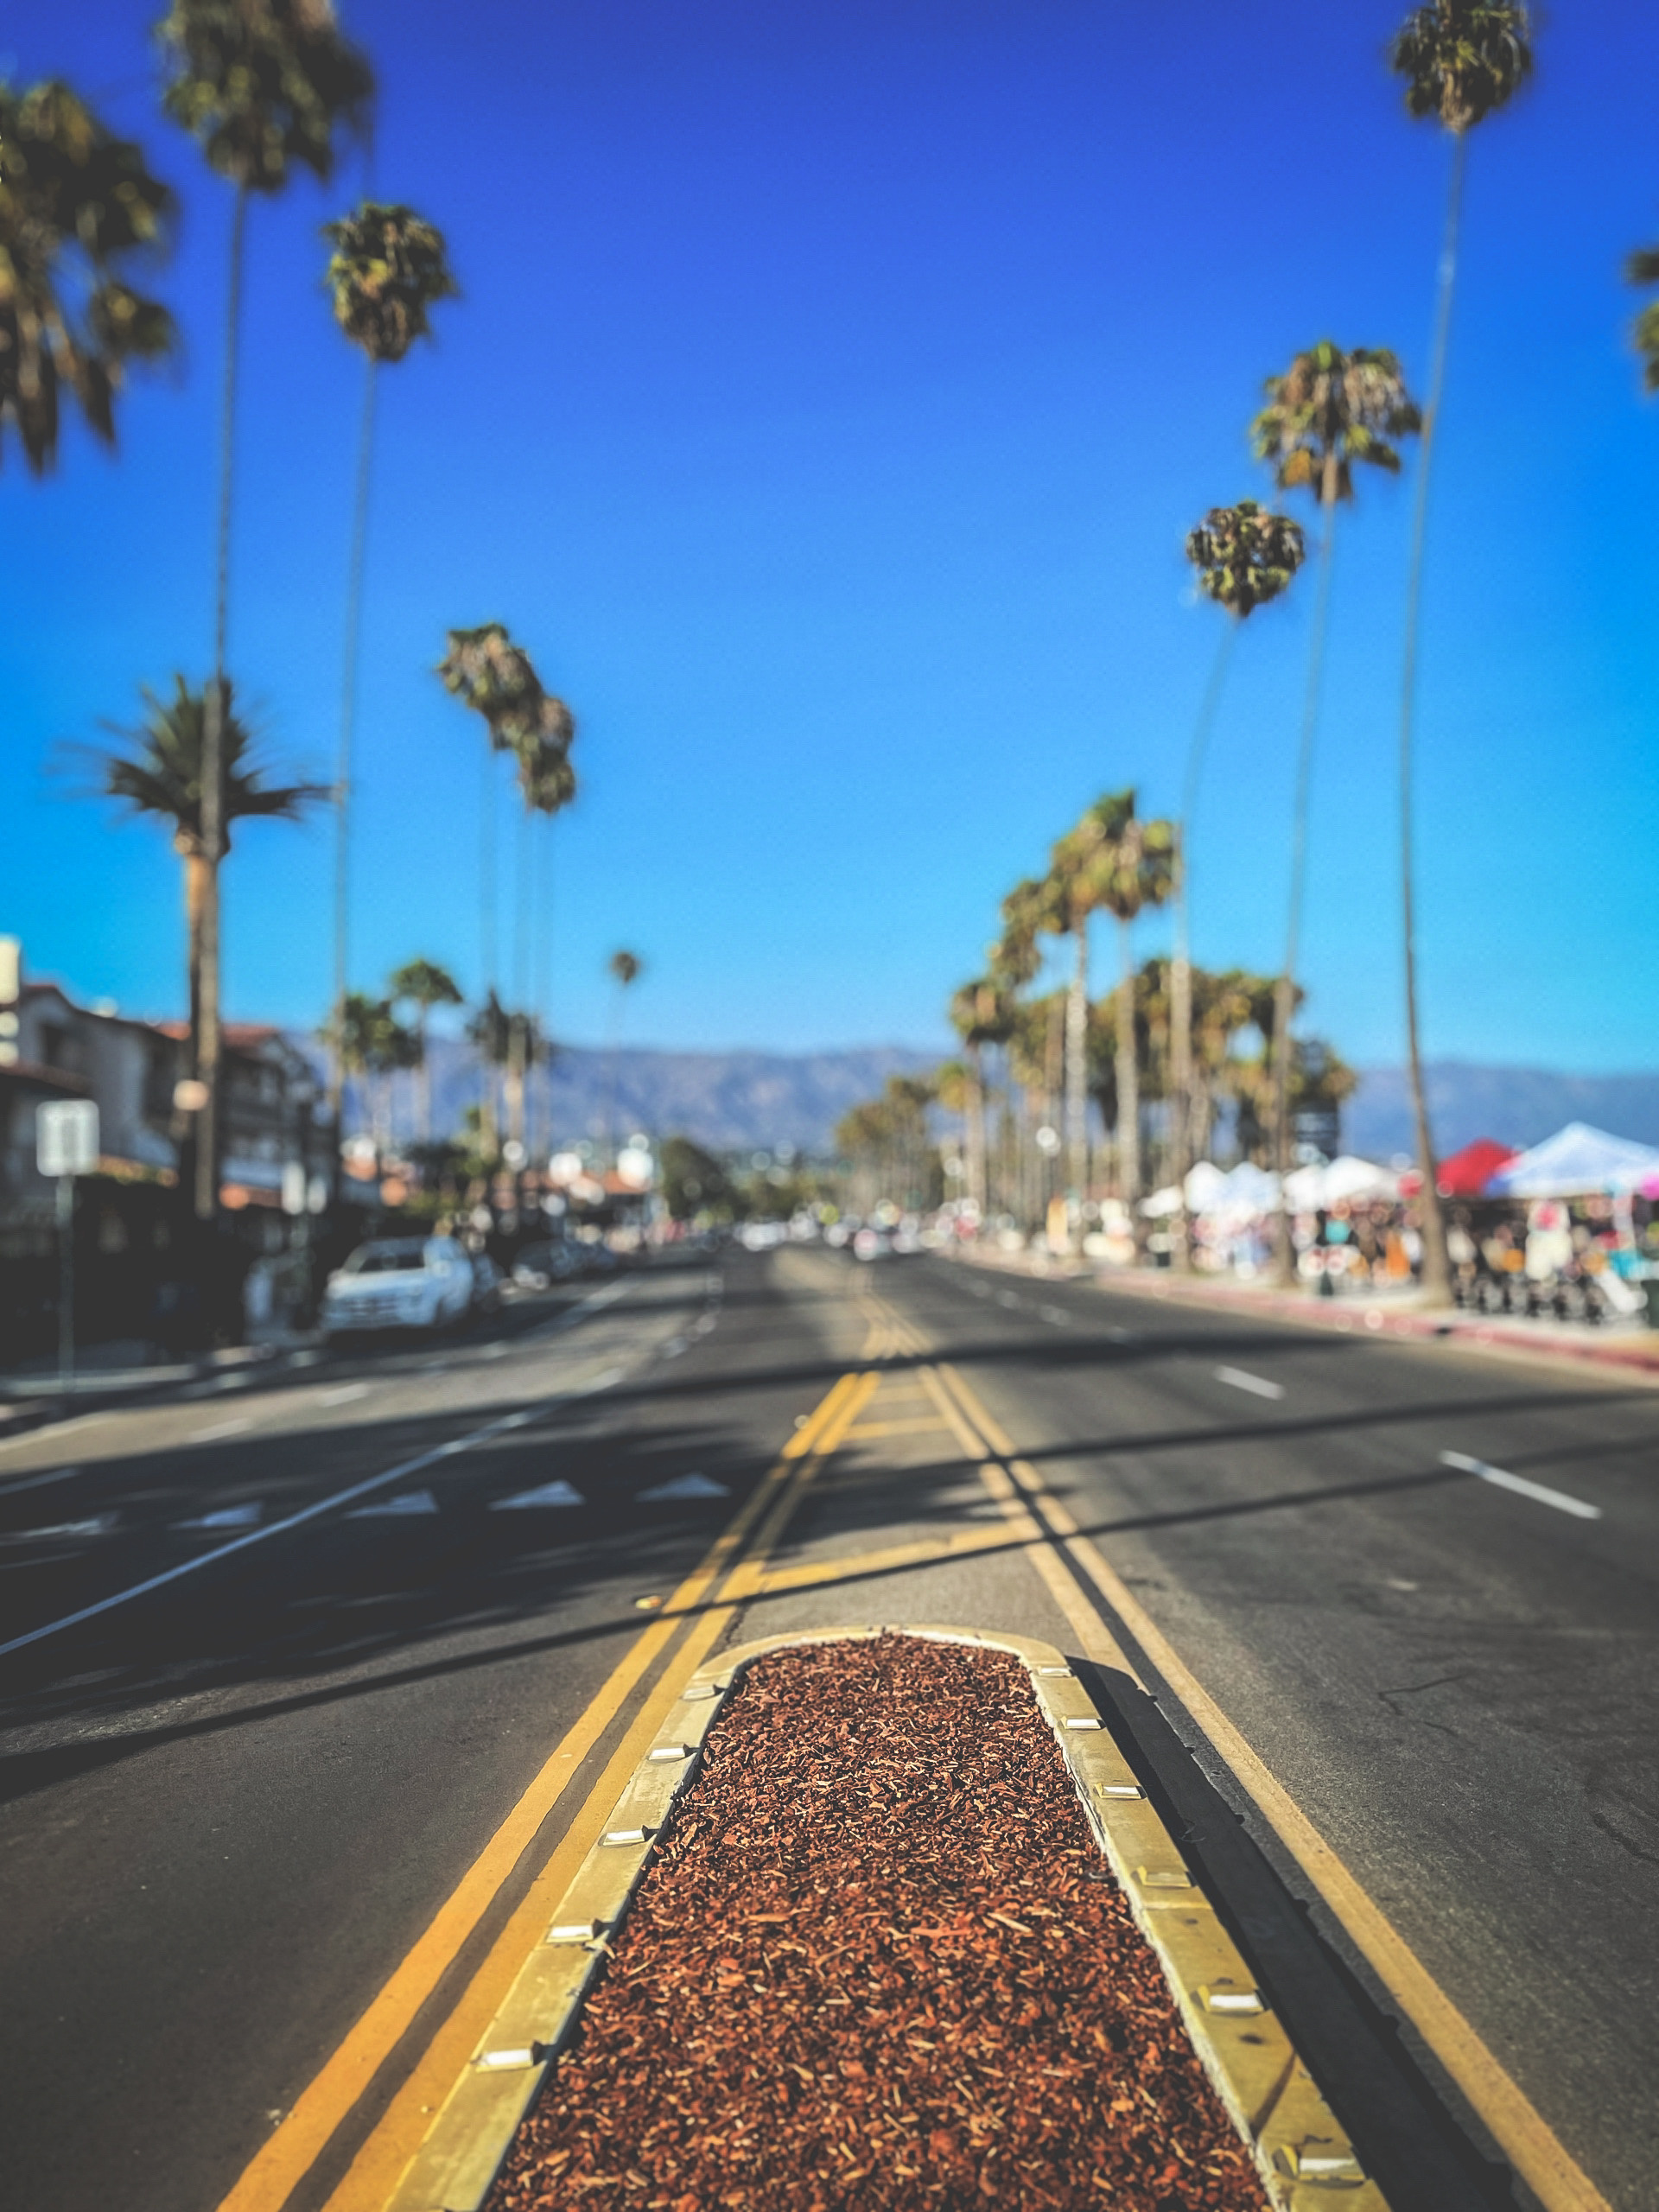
<box><xmin>954</xmin><ymin>1244</ymin><xmax>1659</xmax><ymax>1381</ymax></box>
<box><xmin>0</xmin><ymin>1333</ymin><xmax>299</xmax><ymax>1437</ymax></box>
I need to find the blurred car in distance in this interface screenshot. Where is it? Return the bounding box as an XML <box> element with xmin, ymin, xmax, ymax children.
<box><xmin>321</xmin><ymin>1236</ymin><xmax>474</xmax><ymax>1341</ymax></box>
<box><xmin>512</xmin><ymin>1239</ymin><xmax>583</xmax><ymax>1290</ymax></box>
<box><xmin>470</xmin><ymin>1252</ymin><xmax>505</xmax><ymax>1315</ymax></box>
<box><xmin>853</xmin><ymin>1225</ymin><xmax>892</xmax><ymax>1262</ymax></box>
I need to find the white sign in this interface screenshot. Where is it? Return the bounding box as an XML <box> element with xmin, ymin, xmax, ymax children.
<box><xmin>37</xmin><ymin>1099</ymin><xmax>99</xmax><ymax>1178</ymax></box>
<box><xmin>281</xmin><ymin>1161</ymin><xmax>308</xmax><ymax>1216</ymax></box>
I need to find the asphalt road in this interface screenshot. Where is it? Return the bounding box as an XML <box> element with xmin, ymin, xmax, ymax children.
<box><xmin>1</xmin><ymin>1245</ymin><xmax>1653</xmax><ymax>2212</ymax></box>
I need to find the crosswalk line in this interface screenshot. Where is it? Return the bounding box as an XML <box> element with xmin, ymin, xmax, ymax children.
<box><xmin>347</xmin><ymin>1490</ymin><xmax>441</xmax><ymax>1519</ymax></box>
<box><xmin>175</xmin><ymin>1503</ymin><xmax>262</xmax><ymax>1532</ymax></box>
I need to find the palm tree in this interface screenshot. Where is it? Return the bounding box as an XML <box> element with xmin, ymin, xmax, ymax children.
<box><xmin>1173</xmin><ymin>499</ymin><xmax>1305</xmax><ymax>1261</ymax></box>
<box><xmin>324</xmin><ymin>991</ymin><xmax>415</xmax><ymax>1164</ymax></box>
<box><xmin>606</xmin><ymin>950</ymin><xmax>643</xmax><ymax>1164</ymax></box>
<box><xmin>89</xmin><ymin>676</ymin><xmax>327</xmax><ymax>1054</ymax></box>
<box><xmin>388</xmin><ymin>957</ymin><xmax>462</xmax><ymax>1144</ymax></box>
<box><xmin>467</xmin><ymin>989</ymin><xmax>512</xmax><ymax>1165</ymax></box>
<box><xmin>435</xmin><ymin>622</ymin><xmax>572</xmax><ymax>1003</ymax></box>
<box><xmin>1252</xmin><ymin>340</ymin><xmax>1420</xmax><ymax>1281</ymax></box>
<box><xmin>0</xmin><ymin>78</ymin><xmax>176</xmax><ymax>475</ymax></box>
<box><xmin>1624</xmin><ymin>238</ymin><xmax>1659</xmax><ymax>390</ymax></box>
<box><xmin>948</xmin><ymin>976</ymin><xmax>1010</xmax><ymax>1220</ymax></box>
<box><xmin>156</xmin><ymin>0</ymin><xmax>373</xmax><ymax>1218</ymax></box>
<box><xmin>1389</xmin><ymin>2</ymin><xmax>1534</xmax><ymax>1302</ymax></box>
<box><xmin>1080</xmin><ymin>793</ymin><xmax>1176</xmax><ymax>1209</ymax></box>
<box><xmin>322</xmin><ymin>203</ymin><xmax>457</xmax><ymax>1150</ymax></box>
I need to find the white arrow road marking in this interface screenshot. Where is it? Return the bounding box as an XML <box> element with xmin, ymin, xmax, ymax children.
<box><xmin>1439</xmin><ymin>1451</ymin><xmax>1601</xmax><ymax>1520</ymax></box>
<box><xmin>192</xmin><ymin>1417</ymin><xmax>255</xmax><ymax>1443</ymax></box>
<box><xmin>1214</xmin><ymin>1366</ymin><xmax>1285</xmax><ymax>1401</ymax></box>
<box><xmin>491</xmin><ymin>1479</ymin><xmax>585</xmax><ymax>1510</ymax></box>
<box><xmin>347</xmin><ymin>1490</ymin><xmax>440</xmax><ymax>1518</ymax></box>
<box><xmin>320</xmin><ymin>1383</ymin><xmax>372</xmax><ymax>1408</ymax></box>
<box><xmin>636</xmin><ymin>1472</ymin><xmax>730</xmax><ymax>1503</ymax></box>
<box><xmin>175</xmin><ymin>1503</ymin><xmax>263</xmax><ymax>1532</ymax></box>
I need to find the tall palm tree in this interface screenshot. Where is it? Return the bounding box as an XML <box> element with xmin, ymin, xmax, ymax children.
<box><xmin>388</xmin><ymin>957</ymin><xmax>462</xmax><ymax>1144</ymax></box>
<box><xmin>1079</xmin><ymin>793</ymin><xmax>1175</xmax><ymax>1208</ymax></box>
<box><xmin>1389</xmin><ymin>2</ymin><xmax>1533</xmax><ymax>1302</ymax></box>
<box><xmin>156</xmin><ymin>0</ymin><xmax>373</xmax><ymax>1218</ymax></box>
<box><xmin>1252</xmin><ymin>340</ymin><xmax>1420</xmax><ymax>1281</ymax></box>
<box><xmin>322</xmin><ymin>203</ymin><xmax>457</xmax><ymax>1149</ymax></box>
<box><xmin>1174</xmin><ymin>499</ymin><xmax>1305</xmax><ymax>1259</ymax></box>
<box><xmin>1624</xmin><ymin>238</ymin><xmax>1659</xmax><ymax>391</ymax></box>
<box><xmin>466</xmin><ymin>989</ymin><xmax>512</xmax><ymax>1165</ymax></box>
<box><xmin>324</xmin><ymin>991</ymin><xmax>415</xmax><ymax>1163</ymax></box>
<box><xmin>0</xmin><ymin>78</ymin><xmax>176</xmax><ymax>474</ymax></box>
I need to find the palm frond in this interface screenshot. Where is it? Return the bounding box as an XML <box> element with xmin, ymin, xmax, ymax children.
<box><xmin>1185</xmin><ymin>499</ymin><xmax>1305</xmax><ymax>617</ymax></box>
<box><xmin>156</xmin><ymin>0</ymin><xmax>373</xmax><ymax>194</ymax></box>
<box><xmin>1389</xmin><ymin>2</ymin><xmax>1533</xmax><ymax>134</ymax></box>
<box><xmin>322</xmin><ymin>200</ymin><xmax>456</xmax><ymax>365</ymax></box>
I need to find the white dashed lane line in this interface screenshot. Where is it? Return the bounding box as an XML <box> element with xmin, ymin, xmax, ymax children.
<box><xmin>190</xmin><ymin>1417</ymin><xmax>256</xmax><ymax>1443</ymax></box>
<box><xmin>1440</xmin><ymin>1450</ymin><xmax>1602</xmax><ymax>1521</ymax></box>
<box><xmin>0</xmin><ymin>1465</ymin><xmax>82</xmax><ymax>1499</ymax></box>
<box><xmin>1213</xmin><ymin>1365</ymin><xmax>1285</xmax><ymax>1402</ymax></box>
<box><xmin>1039</xmin><ymin>1305</ymin><xmax>1071</xmax><ymax>1326</ymax></box>
<box><xmin>319</xmin><ymin>1383</ymin><xmax>372</xmax><ymax>1408</ymax></box>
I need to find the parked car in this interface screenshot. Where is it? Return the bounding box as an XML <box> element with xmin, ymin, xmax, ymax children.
<box><xmin>321</xmin><ymin>1236</ymin><xmax>474</xmax><ymax>1341</ymax></box>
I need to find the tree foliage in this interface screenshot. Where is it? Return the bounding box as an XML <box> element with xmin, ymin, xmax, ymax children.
<box><xmin>156</xmin><ymin>0</ymin><xmax>373</xmax><ymax>194</ymax></box>
<box><xmin>323</xmin><ymin>200</ymin><xmax>455</xmax><ymax>365</ymax></box>
<box><xmin>1389</xmin><ymin>2</ymin><xmax>1533</xmax><ymax>135</ymax></box>
<box><xmin>1184</xmin><ymin>499</ymin><xmax>1306</xmax><ymax>617</ymax></box>
<box><xmin>90</xmin><ymin>674</ymin><xmax>327</xmax><ymax>855</ymax></box>
<box><xmin>1251</xmin><ymin>340</ymin><xmax>1421</xmax><ymax>503</ymax></box>
<box><xmin>0</xmin><ymin>79</ymin><xmax>176</xmax><ymax>474</ymax></box>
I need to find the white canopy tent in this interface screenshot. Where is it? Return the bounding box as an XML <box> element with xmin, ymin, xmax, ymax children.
<box><xmin>1282</xmin><ymin>1155</ymin><xmax>1400</xmax><ymax>1211</ymax></box>
<box><xmin>1487</xmin><ymin>1122</ymin><xmax>1659</xmax><ymax>1199</ymax></box>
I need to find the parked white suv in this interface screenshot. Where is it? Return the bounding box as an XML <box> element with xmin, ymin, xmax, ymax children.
<box><xmin>320</xmin><ymin>1236</ymin><xmax>474</xmax><ymax>1340</ymax></box>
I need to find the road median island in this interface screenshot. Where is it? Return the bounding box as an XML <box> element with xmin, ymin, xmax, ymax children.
<box><xmin>387</xmin><ymin>1627</ymin><xmax>1382</xmax><ymax>2212</ymax></box>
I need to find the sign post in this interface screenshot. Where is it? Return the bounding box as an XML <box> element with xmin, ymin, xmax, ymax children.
<box><xmin>37</xmin><ymin>1101</ymin><xmax>100</xmax><ymax>1408</ymax></box>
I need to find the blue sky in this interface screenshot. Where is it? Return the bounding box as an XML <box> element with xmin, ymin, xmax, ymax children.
<box><xmin>6</xmin><ymin>0</ymin><xmax>1658</xmax><ymax>1066</ymax></box>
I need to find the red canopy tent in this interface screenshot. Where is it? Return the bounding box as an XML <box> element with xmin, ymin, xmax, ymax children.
<box><xmin>1435</xmin><ymin>1137</ymin><xmax>1518</xmax><ymax>1198</ymax></box>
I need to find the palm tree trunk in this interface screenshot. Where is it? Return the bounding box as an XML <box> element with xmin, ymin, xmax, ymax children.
<box><xmin>967</xmin><ymin>1043</ymin><xmax>987</xmax><ymax>1220</ymax></box>
<box><xmin>1116</xmin><ymin>919</ymin><xmax>1140</xmax><ymax>1208</ymax></box>
<box><xmin>330</xmin><ymin>355</ymin><xmax>378</xmax><ymax>1166</ymax></box>
<box><xmin>1271</xmin><ymin>471</ymin><xmax>1339</xmax><ymax>1287</ymax></box>
<box><xmin>196</xmin><ymin>180</ymin><xmax>249</xmax><ymax>1226</ymax></box>
<box><xmin>417</xmin><ymin>1008</ymin><xmax>431</xmax><ymax>1145</ymax></box>
<box><xmin>1398</xmin><ymin>130</ymin><xmax>1468</xmax><ymax>1307</ymax></box>
<box><xmin>1065</xmin><ymin>923</ymin><xmax>1089</xmax><ymax>1217</ymax></box>
<box><xmin>1170</xmin><ymin>618</ymin><xmax>1236</xmax><ymax>1270</ymax></box>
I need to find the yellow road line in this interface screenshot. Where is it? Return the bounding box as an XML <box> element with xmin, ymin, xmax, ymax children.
<box><xmin>215</xmin><ymin>1364</ymin><xmax>865</xmax><ymax>2212</ymax></box>
<box><xmin>928</xmin><ymin>1351</ymin><xmax>1613</xmax><ymax>2212</ymax></box>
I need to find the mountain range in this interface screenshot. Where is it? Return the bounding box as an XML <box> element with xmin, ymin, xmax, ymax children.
<box><xmin>318</xmin><ymin>1036</ymin><xmax>1659</xmax><ymax>1162</ymax></box>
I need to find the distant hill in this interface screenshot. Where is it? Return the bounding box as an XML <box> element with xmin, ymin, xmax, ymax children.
<box><xmin>311</xmin><ymin>1037</ymin><xmax>942</xmax><ymax>1156</ymax></box>
<box><xmin>302</xmin><ymin>1035</ymin><xmax>1659</xmax><ymax>1164</ymax></box>
<box><xmin>1346</xmin><ymin>1064</ymin><xmax>1659</xmax><ymax>1161</ymax></box>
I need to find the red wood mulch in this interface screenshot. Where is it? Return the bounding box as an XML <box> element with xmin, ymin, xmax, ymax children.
<box><xmin>487</xmin><ymin>1632</ymin><xmax>1268</xmax><ymax>2212</ymax></box>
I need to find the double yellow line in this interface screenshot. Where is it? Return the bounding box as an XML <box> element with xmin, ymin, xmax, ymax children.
<box><xmin>218</xmin><ymin>1360</ymin><xmax>877</xmax><ymax>2212</ymax></box>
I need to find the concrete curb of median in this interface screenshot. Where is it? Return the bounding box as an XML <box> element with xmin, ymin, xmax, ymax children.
<box><xmin>384</xmin><ymin>1624</ymin><xmax>1386</xmax><ymax>2212</ymax></box>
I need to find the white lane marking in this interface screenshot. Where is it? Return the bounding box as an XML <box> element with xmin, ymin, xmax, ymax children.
<box><xmin>480</xmin><ymin>1342</ymin><xmax>512</xmax><ymax>1360</ymax></box>
<box><xmin>492</xmin><ymin>1478</ymin><xmax>584</xmax><ymax>1510</ymax></box>
<box><xmin>660</xmin><ymin>1336</ymin><xmax>688</xmax><ymax>1357</ymax></box>
<box><xmin>0</xmin><ymin>1369</ymin><xmax>620</xmax><ymax>1660</ymax></box>
<box><xmin>636</xmin><ymin>1471</ymin><xmax>729</xmax><ymax>1503</ymax></box>
<box><xmin>527</xmin><ymin>1280</ymin><xmax>631</xmax><ymax>1340</ymax></box>
<box><xmin>0</xmin><ymin>1465</ymin><xmax>81</xmax><ymax>1499</ymax></box>
<box><xmin>1039</xmin><ymin>1305</ymin><xmax>1071</xmax><ymax>1326</ymax></box>
<box><xmin>192</xmin><ymin>1417</ymin><xmax>254</xmax><ymax>1443</ymax></box>
<box><xmin>995</xmin><ymin>1291</ymin><xmax>1022</xmax><ymax>1310</ymax></box>
<box><xmin>289</xmin><ymin>1348</ymin><xmax>327</xmax><ymax>1367</ymax></box>
<box><xmin>0</xmin><ymin>1513</ymin><xmax>118</xmax><ymax>1544</ymax></box>
<box><xmin>1104</xmin><ymin>1325</ymin><xmax>1137</xmax><ymax>1344</ymax></box>
<box><xmin>693</xmin><ymin>1314</ymin><xmax>717</xmax><ymax>1334</ymax></box>
<box><xmin>1439</xmin><ymin>1451</ymin><xmax>1602</xmax><ymax>1520</ymax></box>
<box><xmin>319</xmin><ymin>1383</ymin><xmax>372</xmax><ymax>1408</ymax></box>
<box><xmin>175</xmin><ymin>1503</ymin><xmax>262</xmax><ymax>1532</ymax></box>
<box><xmin>1214</xmin><ymin>1366</ymin><xmax>1285</xmax><ymax>1401</ymax></box>
<box><xmin>346</xmin><ymin>1489</ymin><xmax>439</xmax><ymax>1518</ymax></box>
